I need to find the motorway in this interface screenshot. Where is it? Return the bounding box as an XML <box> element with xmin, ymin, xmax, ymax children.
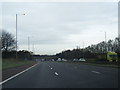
<box><xmin>2</xmin><ymin>62</ymin><xmax>118</xmax><ymax>88</ymax></box>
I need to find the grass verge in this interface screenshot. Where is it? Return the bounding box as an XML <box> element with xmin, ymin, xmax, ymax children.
<box><xmin>2</xmin><ymin>59</ymin><xmax>36</xmax><ymax>70</ymax></box>
<box><xmin>71</xmin><ymin>62</ymin><xmax>119</xmax><ymax>68</ymax></box>
<box><xmin>56</xmin><ymin>60</ymin><xmax>120</xmax><ymax>68</ymax></box>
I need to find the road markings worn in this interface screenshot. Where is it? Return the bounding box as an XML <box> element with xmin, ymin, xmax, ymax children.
<box><xmin>0</xmin><ymin>63</ymin><xmax>38</xmax><ymax>85</ymax></box>
<box><xmin>51</xmin><ymin>68</ymin><xmax>53</xmax><ymax>70</ymax></box>
<box><xmin>55</xmin><ymin>72</ymin><xmax>59</xmax><ymax>76</ymax></box>
<box><xmin>91</xmin><ymin>71</ymin><xmax>101</xmax><ymax>74</ymax></box>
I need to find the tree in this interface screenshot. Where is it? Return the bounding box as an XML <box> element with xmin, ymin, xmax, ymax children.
<box><xmin>113</xmin><ymin>37</ymin><xmax>120</xmax><ymax>52</ymax></box>
<box><xmin>2</xmin><ymin>30</ymin><xmax>16</xmax><ymax>52</ymax></box>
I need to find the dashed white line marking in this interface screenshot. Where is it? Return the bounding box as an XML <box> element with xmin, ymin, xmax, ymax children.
<box><xmin>0</xmin><ymin>63</ymin><xmax>38</xmax><ymax>85</ymax></box>
<box><xmin>91</xmin><ymin>71</ymin><xmax>101</xmax><ymax>74</ymax></box>
<box><xmin>55</xmin><ymin>72</ymin><xmax>59</xmax><ymax>76</ymax></box>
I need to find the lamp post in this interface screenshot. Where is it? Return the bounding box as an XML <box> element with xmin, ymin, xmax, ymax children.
<box><xmin>28</xmin><ymin>36</ymin><xmax>30</xmax><ymax>51</ymax></box>
<box><xmin>31</xmin><ymin>36</ymin><xmax>35</xmax><ymax>53</ymax></box>
<box><xmin>104</xmin><ymin>31</ymin><xmax>107</xmax><ymax>52</ymax></box>
<box><xmin>105</xmin><ymin>32</ymin><xmax>107</xmax><ymax>53</ymax></box>
<box><xmin>82</xmin><ymin>41</ymin><xmax>84</xmax><ymax>58</ymax></box>
<box><xmin>100</xmin><ymin>31</ymin><xmax>107</xmax><ymax>52</ymax></box>
<box><xmin>31</xmin><ymin>36</ymin><xmax>35</xmax><ymax>60</ymax></box>
<box><xmin>100</xmin><ymin>31</ymin><xmax>107</xmax><ymax>60</ymax></box>
<box><xmin>16</xmin><ymin>13</ymin><xmax>25</xmax><ymax>60</ymax></box>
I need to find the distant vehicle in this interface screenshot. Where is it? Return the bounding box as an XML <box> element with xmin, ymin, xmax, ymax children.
<box><xmin>52</xmin><ymin>59</ymin><xmax>54</xmax><ymax>61</ymax></box>
<box><xmin>107</xmin><ymin>52</ymin><xmax>118</xmax><ymax>62</ymax></box>
<box><xmin>35</xmin><ymin>59</ymin><xmax>38</xmax><ymax>61</ymax></box>
<box><xmin>41</xmin><ymin>59</ymin><xmax>45</xmax><ymax>61</ymax></box>
<box><xmin>62</xmin><ymin>59</ymin><xmax>67</xmax><ymax>61</ymax></box>
<box><xmin>79</xmin><ymin>58</ymin><xmax>86</xmax><ymax>62</ymax></box>
<box><xmin>73</xmin><ymin>59</ymin><xmax>79</xmax><ymax>61</ymax></box>
<box><xmin>57</xmin><ymin>58</ymin><xmax>62</xmax><ymax>61</ymax></box>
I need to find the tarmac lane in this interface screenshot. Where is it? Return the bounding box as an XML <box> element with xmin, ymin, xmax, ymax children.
<box><xmin>2</xmin><ymin>61</ymin><xmax>118</xmax><ymax>88</ymax></box>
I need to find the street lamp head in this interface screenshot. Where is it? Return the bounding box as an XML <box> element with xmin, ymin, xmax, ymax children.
<box><xmin>16</xmin><ymin>13</ymin><xmax>26</xmax><ymax>15</ymax></box>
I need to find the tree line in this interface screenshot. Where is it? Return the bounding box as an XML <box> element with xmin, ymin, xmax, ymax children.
<box><xmin>1</xmin><ymin>30</ymin><xmax>120</xmax><ymax>61</ymax></box>
<box><xmin>85</xmin><ymin>38</ymin><xmax>120</xmax><ymax>53</ymax></box>
<box><xmin>1</xmin><ymin>30</ymin><xmax>33</xmax><ymax>60</ymax></box>
<box><xmin>56</xmin><ymin>37</ymin><xmax>120</xmax><ymax>61</ymax></box>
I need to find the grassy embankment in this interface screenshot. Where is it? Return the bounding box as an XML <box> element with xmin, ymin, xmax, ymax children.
<box><xmin>2</xmin><ymin>59</ymin><xmax>36</xmax><ymax>70</ymax></box>
<box><xmin>58</xmin><ymin>59</ymin><xmax>120</xmax><ymax>68</ymax></box>
<box><xmin>70</xmin><ymin>61</ymin><xmax>119</xmax><ymax>68</ymax></box>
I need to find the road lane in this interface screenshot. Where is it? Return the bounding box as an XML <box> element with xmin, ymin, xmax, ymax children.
<box><xmin>41</xmin><ymin>62</ymin><xmax>118</xmax><ymax>88</ymax></box>
<box><xmin>3</xmin><ymin>62</ymin><xmax>64</xmax><ymax>88</ymax></box>
<box><xmin>2</xmin><ymin>62</ymin><xmax>118</xmax><ymax>88</ymax></box>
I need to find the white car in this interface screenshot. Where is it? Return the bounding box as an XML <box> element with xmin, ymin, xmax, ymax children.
<box><xmin>79</xmin><ymin>58</ymin><xmax>86</xmax><ymax>61</ymax></box>
<box><xmin>52</xmin><ymin>59</ymin><xmax>54</xmax><ymax>61</ymax></box>
<box><xmin>57</xmin><ymin>58</ymin><xmax>62</xmax><ymax>61</ymax></box>
<box><xmin>41</xmin><ymin>59</ymin><xmax>45</xmax><ymax>61</ymax></box>
<box><xmin>73</xmin><ymin>59</ymin><xmax>79</xmax><ymax>61</ymax></box>
<box><xmin>62</xmin><ymin>59</ymin><xmax>67</xmax><ymax>61</ymax></box>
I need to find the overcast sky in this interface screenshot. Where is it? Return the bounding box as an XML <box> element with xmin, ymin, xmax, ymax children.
<box><xmin>2</xmin><ymin>2</ymin><xmax>118</xmax><ymax>55</ymax></box>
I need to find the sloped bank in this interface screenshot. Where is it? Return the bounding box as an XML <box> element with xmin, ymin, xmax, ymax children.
<box><xmin>2</xmin><ymin>61</ymin><xmax>37</xmax><ymax>81</ymax></box>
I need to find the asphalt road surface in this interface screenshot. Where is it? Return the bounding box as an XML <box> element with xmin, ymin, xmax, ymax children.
<box><xmin>2</xmin><ymin>61</ymin><xmax>118</xmax><ymax>88</ymax></box>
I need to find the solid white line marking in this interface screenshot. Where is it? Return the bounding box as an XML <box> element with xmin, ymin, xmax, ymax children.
<box><xmin>55</xmin><ymin>72</ymin><xmax>59</xmax><ymax>76</ymax></box>
<box><xmin>91</xmin><ymin>71</ymin><xmax>100</xmax><ymax>74</ymax></box>
<box><xmin>0</xmin><ymin>63</ymin><xmax>38</xmax><ymax>85</ymax></box>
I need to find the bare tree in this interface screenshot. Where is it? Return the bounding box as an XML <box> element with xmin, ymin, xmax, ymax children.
<box><xmin>2</xmin><ymin>30</ymin><xmax>16</xmax><ymax>52</ymax></box>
